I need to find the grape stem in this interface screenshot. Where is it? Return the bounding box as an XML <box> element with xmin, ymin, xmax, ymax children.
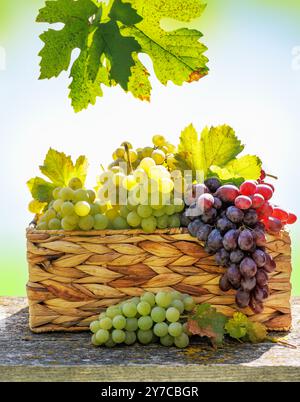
<box><xmin>267</xmin><ymin>336</ymin><xmax>297</xmax><ymax>349</ymax></box>
<box><xmin>265</xmin><ymin>173</ymin><xmax>278</xmax><ymax>180</ymax></box>
<box><xmin>124</xmin><ymin>144</ymin><xmax>133</xmax><ymax>174</ymax></box>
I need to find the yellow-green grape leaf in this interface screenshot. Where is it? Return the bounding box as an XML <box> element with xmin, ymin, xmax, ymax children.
<box><xmin>122</xmin><ymin>0</ymin><xmax>208</xmax><ymax>86</ymax></box>
<box><xmin>187</xmin><ymin>303</ymin><xmax>228</xmax><ymax>348</ymax></box>
<box><xmin>39</xmin><ymin>148</ymin><xmax>88</xmax><ymax>187</ymax></box>
<box><xmin>27</xmin><ymin>177</ymin><xmax>56</xmax><ymax>203</ymax></box>
<box><xmin>210</xmin><ymin>155</ymin><xmax>262</xmax><ymax>183</ymax></box>
<box><xmin>199</xmin><ymin>125</ymin><xmax>244</xmax><ymax>177</ymax></box>
<box><xmin>175</xmin><ymin>124</ymin><xmax>202</xmax><ymax>178</ymax></box>
<box><xmin>28</xmin><ymin>199</ymin><xmax>48</xmax><ymax>214</ymax></box>
<box><xmin>128</xmin><ymin>53</ymin><xmax>151</xmax><ymax>101</ymax></box>
<box><xmin>225</xmin><ymin>312</ymin><xmax>249</xmax><ymax>340</ymax></box>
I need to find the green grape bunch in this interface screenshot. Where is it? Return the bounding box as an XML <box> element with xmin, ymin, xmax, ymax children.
<box><xmin>90</xmin><ymin>291</ymin><xmax>196</xmax><ymax>348</ymax></box>
<box><xmin>34</xmin><ymin>177</ymin><xmax>109</xmax><ymax>231</ymax></box>
<box><xmin>109</xmin><ymin>135</ymin><xmax>177</xmax><ymax>172</ymax></box>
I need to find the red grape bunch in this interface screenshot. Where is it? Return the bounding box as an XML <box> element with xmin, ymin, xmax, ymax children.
<box><xmin>181</xmin><ymin>176</ymin><xmax>297</xmax><ymax>313</ymax></box>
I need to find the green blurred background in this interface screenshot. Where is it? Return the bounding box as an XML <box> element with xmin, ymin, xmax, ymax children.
<box><xmin>0</xmin><ymin>0</ymin><xmax>299</xmax><ymax>296</ymax></box>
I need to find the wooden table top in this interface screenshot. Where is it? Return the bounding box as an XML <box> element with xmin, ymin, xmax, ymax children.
<box><xmin>0</xmin><ymin>297</ymin><xmax>299</xmax><ymax>382</ymax></box>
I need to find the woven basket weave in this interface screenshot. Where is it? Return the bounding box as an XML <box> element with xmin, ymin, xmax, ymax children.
<box><xmin>26</xmin><ymin>228</ymin><xmax>292</xmax><ymax>333</ymax></box>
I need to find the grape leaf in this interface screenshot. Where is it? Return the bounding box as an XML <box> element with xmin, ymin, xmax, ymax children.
<box><xmin>187</xmin><ymin>303</ymin><xmax>228</xmax><ymax>347</ymax></box>
<box><xmin>210</xmin><ymin>155</ymin><xmax>262</xmax><ymax>184</ymax></box>
<box><xmin>174</xmin><ymin>124</ymin><xmax>261</xmax><ymax>183</ymax></box>
<box><xmin>198</xmin><ymin>125</ymin><xmax>244</xmax><ymax>177</ymax></box>
<box><xmin>224</xmin><ymin>312</ymin><xmax>249</xmax><ymax>340</ymax></box>
<box><xmin>225</xmin><ymin>312</ymin><xmax>267</xmax><ymax>343</ymax></box>
<box><xmin>28</xmin><ymin>149</ymin><xmax>88</xmax><ymax>203</ymax></box>
<box><xmin>27</xmin><ymin>177</ymin><xmax>56</xmax><ymax>203</ymax></box>
<box><xmin>175</xmin><ymin>124</ymin><xmax>202</xmax><ymax>178</ymax></box>
<box><xmin>37</xmin><ymin>0</ymin><xmax>209</xmax><ymax>111</ymax></box>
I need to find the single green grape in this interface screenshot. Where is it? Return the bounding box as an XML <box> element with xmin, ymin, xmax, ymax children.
<box><xmin>48</xmin><ymin>218</ymin><xmax>61</xmax><ymax>230</ymax></box>
<box><xmin>166</xmin><ymin>307</ymin><xmax>180</xmax><ymax>323</ymax></box>
<box><xmin>168</xmin><ymin>214</ymin><xmax>181</xmax><ymax>228</ymax></box>
<box><xmin>91</xmin><ymin>334</ymin><xmax>101</xmax><ymax>346</ymax></box>
<box><xmin>112</xmin><ymin>315</ymin><xmax>126</xmax><ymax>330</ymax></box>
<box><xmin>74</xmin><ymin>189</ymin><xmax>89</xmax><ymax>203</ymax></box>
<box><xmin>122</xmin><ymin>175</ymin><xmax>137</xmax><ymax>191</ymax></box>
<box><xmin>95</xmin><ymin>329</ymin><xmax>110</xmax><ymax>344</ymax></box>
<box><xmin>127</xmin><ymin>211</ymin><xmax>141</xmax><ymax>228</ymax></box>
<box><xmin>78</xmin><ymin>215</ymin><xmax>94</xmax><ymax>230</ymax></box>
<box><xmin>130</xmin><ymin>297</ymin><xmax>141</xmax><ymax>306</ymax></box>
<box><xmin>87</xmin><ymin>189</ymin><xmax>96</xmax><ymax>203</ymax></box>
<box><xmin>125</xmin><ymin>317</ymin><xmax>138</xmax><ymax>332</ymax></box>
<box><xmin>165</xmin><ymin>204</ymin><xmax>176</xmax><ymax>216</ymax></box>
<box><xmin>139</xmin><ymin>157</ymin><xmax>156</xmax><ymax>174</ymax></box>
<box><xmin>52</xmin><ymin>187</ymin><xmax>62</xmax><ymax>200</ymax></box>
<box><xmin>152</xmin><ymin>135</ymin><xmax>166</xmax><ymax>147</ymax></box>
<box><xmin>105</xmin><ymin>336</ymin><xmax>116</xmax><ymax>348</ymax></box>
<box><xmin>90</xmin><ymin>320</ymin><xmax>102</xmax><ymax>333</ymax></box>
<box><xmin>89</xmin><ymin>203</ymin><xmax>101</xmax><ymax>216</ymax></box>
<box><xmin>125</xmin><ymin>331</ymin><xmax>137</xmax><ymax>346</ymax></box>
<box><xmin>168</xmin><ymin>322</ymin><xmax>183</xmax><ymax>337</ymax></box>
<box><xmin>44</xmin><ymin>209</ymin><xmax>56</xmax><ymax>221</ymax></box>
<box><xmin>99</xmin><ymin>312</ymin><xmax>106</xmax><ymax>320</ymax></box>
<box><xmin>59</xmin><ymin>187</ymin><xmax>74</xmax><ymax>201</ymax></box>
<box><xmin>137</xmin><ymin>329</ymin><xmax>153</xmax><ymax>345</ymax></box>
<box><xmin>159</xmin><ymin>178</ymin><xmax>174</xmax><ymax>194</ymax></box>
<box><xmin>171</xmin><ymin>299</ymin><xmax>184</xmax><ymax>314</ymax></box>
<box><xmin>119</xmin><ymin>206</ymin><xmax>130</xmax><ymax>218</ymax></box>
<box><xmin>138</xmin><ymin>316</ymin><xmax>153</xmax><ymax>331</ymax></box>
<box><xmin>140</xmin><ymin>292</ymin><xmax>156</xmax><ymax>307</ymax></box>
<box><xmin>115</xmin><ymin>147</ymin><xmax>125</xmax><ymax>158</ymax></box>
<box><xmin>122</xmin><ymin>302</ymin><xmax>137</xmax><ymax>318</ymax></box>
<box><xmin>74</xmin><ymin>201</ymin><xmax>90</xmax><ymax>217</ymax></box>
<box><xmin>160</xmin><ymin>334</ymin><xmax>174</xmax><ymax>347</ymax></box>
<box><xmin>99</xmin><ymin>317</ymin><xmax>112</xmax><ymax>330</ymax></box>
<box><xmin>61</xmin><ymin>215</ymin><xmax>79</xmax><ymax>230</ymax></box>
<box><xmin>141</xmin><ymin>147</ymin><xmax>153</xmax><ymax>158</ymax></box>
<box><xmin>170</xmin><ymin>291</ymin><xmax>182</xmax><ymax>300</ymax></box>
<box><xmin>36</xmin><ymin>222</ymin><xmax>48</xmax><ymax>230</ymax></box>
<box><xmin>141</xmin><ymin>216</ymin><xmax>157</xmax><ymax>233</ymax></box>
<box><xmin>106</xmin><ymin>306</ymin><xmax>122</xmax><ymax>318</ymax></box>
<box><xmin>68</xmin><ymin>177</ymin><xmax>83</xmax><ymax>190</ymax></box>
<box><xmin>152</xmin><ymin>149</ymin><xmax>166</xmax><ymax>165</ymax></box>
<box><xmin>174</xmin><ymin>198</ymin><xmax>185</xmax><ymax>213</ymax></box>
<box><xmin>155</xmin><ymin>291</ymin><xmax>172</xmax><ymax>308</ymax></box>
<box><xmin>94</xmin><ymin>214</ymin><xmax>109</xmax><ymax>230</ymax></box>
<box><xmin>61</xmin><ymin>201</ymin><xmax>75</xmax><ymax>217</ymax></box>
<box><xmin>174</xmin><ymin>333</ymin><xmax>189</xmax><ymax>348</ymax></box>
<box><xmin>183</xmin><ymin>296</ymin><xmax>195</xmax><ymax>312</ymax></box>
<box><xmin>151</xmin><ymin>306</ymin><xmax>166</xmax><ymax>323</ymax></box>
<box><xmin>152</xmin><ymin>207</ymin><xmax>165</xmax><ymax>217</ymax></box>
<box><xmin>137</xmin><ymin>301</ymin><xmax>151</xmax><ymax>316</ymax></box>
<box><xmin>113</xmin><ymin>216</ymin><xmax>129</xmax><ymax>229</ymax></box>
<box><xmin>137</xmin><ymin>205</ymin><xmax>152</xmax><ymax>218</ymax></box>
<box><xmin>112</xmin><ymin>329</ymin><xmax>126</xmax><ymax>344</ymax></box>
<box><xmin>153</xmin><ymin>322</ymin><xmax>168</xmax><ymax>337</ymax></box>
<box><xmin>53</xmin><ymin>199</ymin><xmax>63</xmax><ymax>212</ymax></box>
<box><xmin>157</xmin><ymin>214</ymin><xmax>169</xmax><ymax>229</ymax></box>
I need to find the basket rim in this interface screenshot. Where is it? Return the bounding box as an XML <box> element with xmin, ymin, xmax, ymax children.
<box><xmin>26</xmin><ymin>227</ymin><xmax>188</xmax><ymax>236</ymax></box>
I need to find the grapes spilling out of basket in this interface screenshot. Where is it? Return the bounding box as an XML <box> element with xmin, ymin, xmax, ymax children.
<box><xmin>182</xmin><ymin>176</ymin><xmax>296</xmax><ymax>313</ymax></box>
<box><xmin>90</xmin><ymin>291</ymin><xmax>195</xmax><ymax>348</ymax></box>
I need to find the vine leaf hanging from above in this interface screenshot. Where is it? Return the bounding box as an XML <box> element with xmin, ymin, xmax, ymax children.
<box><xmin>36</xmin><ymin>0</ymin><xmax>209</xmax><ymax>112</ymax></box>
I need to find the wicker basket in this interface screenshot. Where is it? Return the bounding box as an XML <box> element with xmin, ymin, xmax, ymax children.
<box><xmin>26</xmin><ymin>228</ymin><xmax>292</xmax><ymax>333</ymax></box>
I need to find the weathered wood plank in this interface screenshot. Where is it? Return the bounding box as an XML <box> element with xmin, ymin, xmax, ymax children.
<box><xmin>0</xmin><ymin>297</ymin><xmax>299</xmax><ymax>382</ymax></box>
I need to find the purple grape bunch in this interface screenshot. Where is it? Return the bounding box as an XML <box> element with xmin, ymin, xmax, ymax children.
<box><xmin>181</xmin><ymin>178</ymin><xmax>276</xmax><ymax>313</ymax></box>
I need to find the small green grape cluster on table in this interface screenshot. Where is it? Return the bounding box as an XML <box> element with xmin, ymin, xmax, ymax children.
<box><xmin>90</xmin><ymin>291</ymin><xmax>196</xmax><ymax>348</ymax></box>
